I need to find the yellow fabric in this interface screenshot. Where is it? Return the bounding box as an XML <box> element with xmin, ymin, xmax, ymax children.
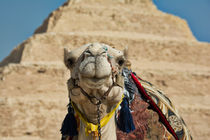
<box><xmin>71</xmin><ymin>94</ymin><xmax>124</xmax><ymax>136</ymax></box>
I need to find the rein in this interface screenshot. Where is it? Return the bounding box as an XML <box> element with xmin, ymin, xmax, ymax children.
<box><xmin>77</xmin><ymin>79</ymin><xmax>118</xmax><ymax>140</ymax></box>
<box><xmin>69</xmin><ymin>72</ymin><xmax>123</xmax><ymax>140</ymax></box>
<box><xmin>79</xmin><ymin>82</ymin><xmax>117</xmax><ymax>105</ymax></box>
<box><xmin>71</xmin><ymin>94</ymin><xmax>124</xmax><ymax>139</ymax></box>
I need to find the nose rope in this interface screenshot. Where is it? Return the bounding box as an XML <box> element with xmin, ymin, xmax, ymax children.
<box><xmin>70</xmin><ymin>70</ymin><xmax>121</xmax><ymax>140</ymax></box>
<box><xmin>71</xmin><ymin>79</ymin><xmax>119</xmax><ymax>140</ymax></box>
<box><xmin>97</xmin><ymin>104</ymin><xmax>101</xmax><ymax>140</ymax></box>
<box><xmin>79</xmin><ymin>83</ymin><xmax>115</xmax><ymax>105</ymax></box>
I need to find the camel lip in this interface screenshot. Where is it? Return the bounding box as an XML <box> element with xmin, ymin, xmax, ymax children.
<box><xmin>79</xmin><ymin>75</ymin><xmax>111</xmax><ymax>88</ymax></box>
<box><xmin>80</xmin><ymin>72</ymin><xmax>111</xmax><ymax>80</ymax></box>
<box><xmin>81</xmin><ymin>75</ymin><xmax>109</xmax><ymax>83</ymax></box>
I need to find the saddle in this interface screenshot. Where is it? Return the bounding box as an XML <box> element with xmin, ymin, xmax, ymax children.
<box><xmin>60</xmin><ymin>68</ymin><xmax>192</xmax><ymax>140</ymax></box>
<box><xmin>116</xmin><ymin>68</ymin><xmax>192</xmax><ymax>140</ymax></box>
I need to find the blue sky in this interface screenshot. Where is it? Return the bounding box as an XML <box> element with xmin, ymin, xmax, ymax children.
<box><xmin>153</xmin><ymin>0</ymin><xmax>210</xmax><ymax>43</ymax></box>
<box><xmin>0</xmin><ymin>0</ymin><xmax>209</xmax><ymax>62</ymax></box>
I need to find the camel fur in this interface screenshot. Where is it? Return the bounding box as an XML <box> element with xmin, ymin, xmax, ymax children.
<box><xmin>64</xmin><ymin>43</ymin><xmax>126</xmax><ymax>140</ymax></box>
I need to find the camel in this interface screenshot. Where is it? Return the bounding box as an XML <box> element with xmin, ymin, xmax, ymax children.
<box><xmin>61</xmin><ymin>43</ymin><xmax>192</xmax><ymax>140</ymax></box>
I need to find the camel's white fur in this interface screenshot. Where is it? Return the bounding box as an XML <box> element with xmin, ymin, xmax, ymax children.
<box><xmin>64</xmin><ymin>43</ymin><xmax>126</xmax><ymax>140</ymax></box>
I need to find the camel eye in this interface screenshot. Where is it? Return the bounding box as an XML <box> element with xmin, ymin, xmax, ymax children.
<box><xmin>118</xmin><ymin>58</ymin><xmax>125</xmax><ymax>66</ymax></box>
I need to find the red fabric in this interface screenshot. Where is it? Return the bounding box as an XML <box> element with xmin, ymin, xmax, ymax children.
<box><xmin>131</xmin><ymin>73</ymin><xmax>179</xmax><ymax>140</ymax></box>
<box><xmin>117</xmin><ymin>95</ymin><xmax>150</xmax><ymax>140</ymax></box>
<box><xmin>117</xmin><ymin>93</ymin><xmax>173</xmax><ymax>139</ymax></box>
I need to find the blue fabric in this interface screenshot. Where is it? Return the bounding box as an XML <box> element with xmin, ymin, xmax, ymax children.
<box><xmin>60</xmin><ymin>104</ymin><xmax>78</xmax><ymax>136</ymax></box>
<box><xmin>117</xmin><ymin>97</ymin><xmax>135</xmax><ymax>133</ymax></box>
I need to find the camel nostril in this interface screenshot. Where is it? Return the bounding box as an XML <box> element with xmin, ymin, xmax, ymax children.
<box><xmin>83</xmin><ymin>51</ymin><xmax>94</xmax><ymax>60</ymax></box>
<box><xmin>84</xmin><ymin>51</ymin><xmax>92</xmax><ymax>56</ymax></box>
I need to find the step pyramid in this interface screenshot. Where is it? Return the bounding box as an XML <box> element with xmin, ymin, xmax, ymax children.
<box><xmin>0</xmin><ymin>0</ymin><xmax>210</xmax><ymax>139</ymax></box>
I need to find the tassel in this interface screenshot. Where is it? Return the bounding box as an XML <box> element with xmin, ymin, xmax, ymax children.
<box><xmin>117</xmin><ymin>97</ymin><xmax>135</xmax><ymax>133</ymax></box>
<box><xmin>60</xmin><ymin>103</ymin><xmax>78</xmax><ymax>136</ymax></box>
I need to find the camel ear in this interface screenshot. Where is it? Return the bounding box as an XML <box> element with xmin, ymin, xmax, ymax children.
<box><xmin>64</xmin><ymin>47</ymin><xmax>70</xmax><ymax>68</ymax></box>
<box><xmin>123</xmin><ymin>46</ymin><xmax>129</xmax><ymax>60</ymax></box>
<box><xmin>64</xmin><ymin>47</ymin><xmax>75</xmax><ymax>69</ymax></box>
<box><xmin>123</xmin><ymin>46</ymin><xmax>132</xmax><ymax>69</ymax></box>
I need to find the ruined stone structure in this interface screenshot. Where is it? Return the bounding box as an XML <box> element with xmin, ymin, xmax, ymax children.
<box><xmin>0</xmin><ymin>0</ymin><xmax>210</xmax><ymax>139</ymax></box>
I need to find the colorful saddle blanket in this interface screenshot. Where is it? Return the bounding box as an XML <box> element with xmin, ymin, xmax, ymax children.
<box><xmin>117</xmin><ymin>68</ymin><xmax>192</xmax><ymax>140</ymax></box>
<box><xmin>60</xmin><ymin>68</ymin><xmax>193</xmax><ymax>140</ymax></box>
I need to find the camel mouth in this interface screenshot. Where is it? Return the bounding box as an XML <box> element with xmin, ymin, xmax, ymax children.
<box><xmin>79</xmin><ymin>75</ymin><xmax>111</xmax><ymax>89</ymax></box>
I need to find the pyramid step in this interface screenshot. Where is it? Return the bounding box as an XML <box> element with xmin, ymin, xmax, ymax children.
<box><xmin>35</xmin><ymin>1</ymin><xmax>195</xmax><ymax>40</ymax></box>
<box><xmin>1</xmin><ymin>32</ymin><xmax>209</xmax><ymax>67</ymax></box>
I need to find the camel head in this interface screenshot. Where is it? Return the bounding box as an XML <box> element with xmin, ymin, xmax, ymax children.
<box><xmin>64</xmin><ymin>43</ymin><xmax>126</xmax><ymax>93</ymax></box>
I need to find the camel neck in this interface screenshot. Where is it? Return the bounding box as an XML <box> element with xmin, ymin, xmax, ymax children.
<box><xmin>77</xmin><ymin>115</ymin><xmax>117</xmax><ymax>140</ymax></box>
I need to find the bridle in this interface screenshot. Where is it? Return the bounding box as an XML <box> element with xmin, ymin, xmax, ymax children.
<box><xmin>70</xmin><ymin>74</ymin><xmax>122</xmax><ymax>140</ymax></box>
<box><xmin>78</xmin><ymin>70</ymin><xmax>123</xmax><ymax>103</ymax></box>
<box><xmin>68</xmin><ymin>52</ymin><xmax>124</xmax><ymax>140</ymax></box>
